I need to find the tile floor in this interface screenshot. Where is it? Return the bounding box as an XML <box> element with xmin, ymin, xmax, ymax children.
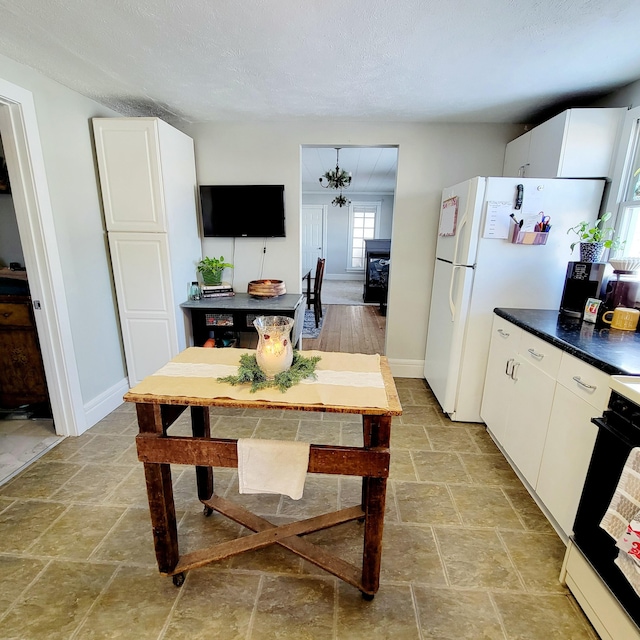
<box><xmin>0</xmin><ymin>379</ymin><xmax>598</xmax><ymax>639</ymax></box>
<box><xmin>0</xmin><ymin>417</ymin><xmax>61</xmax><ymax>485</ymax></box>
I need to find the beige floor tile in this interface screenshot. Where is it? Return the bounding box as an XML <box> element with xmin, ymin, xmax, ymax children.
<box><xmin>492</xmin><ymin>592</ymin><xmax>598</xmax><ymax>639</ymax></box>
<box><xmin>0</xmin><ymin>500</ymin><xmax>67</xmax><ymax>553</ymax></box>
<box><xmin>38</xmin><ymin>433</ymin><xmax>95</xmax><ymax>461</ymax></box>
<box><xmin>254</xmin><ymin>416</ymin><xmax>300</xmax><ymax>440</ymax></box>
<box><xmin>389</xmin><ymin>449</ymin><xmax>418</xmax><ymax>481</ymax></box>
<box><xmin>301</xmin><ymin>519</ymin><xmax>363</xmax><ymax>576</ymax></box>
<box><xmin>74</xmin><ymin>565</ymin><xmax>180</xmax><ymax>639</ymax></box>
<box><xmin>341</xmin><ymin>423</ymin><xmax>364</xmax><ymax>446</ymax></box>
<box><xmin>298</xmin><ymin>420</ymin><xmax>340</xmax><ymax>444</ymax></box>
<box><xmin>103</xmin><ymin>466</ymin><xmax>150</xmax><ymax>507</ymax></box>
<box><xmin>449</xmin><ymin>485</ymin><xmax>524</xmax><ymax>529</ymax></box>
<box><xmin>413</xmin><ymin>585</ymin><xmax>506</xmax><ymax>639</ymax></box>
<box><xmin>435</xmin><ymin>527</ymin><xmax>523</xmax><ymax>590</ymax></box>
<box><xmin>395</xmin><ymin>481</ymin><xmax>461</xmax><ymax>525</ymax></box>
<box><xmin>337</xmin><ymin>582</ymin><xmax>420</xmax><ymax>639</ymax></box>
<box><xmin>0</xmin><ymin>561</ymin><xmax>115</xmax><ymax>640</ymax></box>
<box><xmin>66</xmin><ymin>434</ymin><xmax>134</xmax><ymax>465</ymax></box>
<box><xmin>250</xmin><ymin>575</ymin><xmax>335</xmax><ymax>639</ymax></box>
<box><xmin>412</xmin><ymin>451</ymin><xmax>471</xmax><ymax>483</ymax></box>
<box><xmin>502</xmin><ymin>487</ymin><xmax>555</xmax><ymax>533</ymax></box>
<box><xmin>381</xmin><ymin>523</ymin><xmax>447</xmax><ymax>584</ymax></box>
<box><xmin>30</xmin><ymin>504</ymin><xmax>126</xmax><ymax>559</ymax></box>
<box><xmin>88</xmin><ymin>413</ymin><xmax>138</xmax><ymax>435</ymax></box>
<box><xmin>467</xmin><ymin>425</ymin><xmax>501</xmax><ymax>454</ymax></box>
<box><xmin>162</xmin><ymin>569</ymin><xmax>261</xmax><ymax>639</ymax></box>
<box><xmin>499</xmin><ymin>530</ymin><xmax>568</xmax><ymax>593</ymax></box>
<box><xmin>177</xmin><ymin>510</ymin><xmax>242</xmax><ymax>567</ymax></box>
<box><xmin>211</xmin><ymin>416</ymin><xmax>259</xmax><ymax>438</ymax></box>
<box><xmin>425</xmin><ymin>426</ymin><xmax>479</xmax><ymax>452</ymax></box>
<box><xmin>50</xmin><ymin>464</ymin><xmax>133</xmax><ymax>504</ymax></box>
<box><xmin>0</xmin><ymin>460</ymin><xmax>83</xmax><ymax>499</ymax></box>
<box><xmin>0</xmin><ymin>556</ymin><xmax>47</xmax><ymax>614</ymax></box>
<box><xmin>399</xmin><ymin>405</ymin><xmax>446</xmax><ymax>426</ymax></box>
<box><xmin>279</xmin><ymin>475</ymin><xmax>339</xmax><ymax>518</ymax></box>
<box><xmin>92</xmin><ymin>506</ymin><xmax>163</xmax><ymax>566</ymax></box>
<box><xmin>459</xmin><ymin>452</ymin><xmax>523</xmax><ymax>487</ymax></box>
<box><xmin>224</xmin><ymin>477</ymin><xmax>283</xmax><ymax>515</ymax></box>
<box><xmin>391</xmin><ymin>424</ymin><xmax>431</xmax><ymax>450</ymax></box>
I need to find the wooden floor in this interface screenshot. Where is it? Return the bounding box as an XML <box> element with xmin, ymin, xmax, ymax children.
<box><xmin>301</xmin><ymin>304</ymin><xmax>386</xmax><ymax>354</ymax></box>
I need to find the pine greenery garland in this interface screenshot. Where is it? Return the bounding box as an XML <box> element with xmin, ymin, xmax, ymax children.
<box><xmin>218</xmin><ymin>351</ymin><xmax>321</xmax><ymax>393</ymax></box>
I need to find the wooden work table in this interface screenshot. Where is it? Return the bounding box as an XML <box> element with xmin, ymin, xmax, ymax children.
<box><xmin>125</xmin><ymin>348</ymin><xmax>402</xmax><ymax>598</ymax></box>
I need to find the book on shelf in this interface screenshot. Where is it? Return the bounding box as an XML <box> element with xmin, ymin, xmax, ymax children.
<box><xmin>201</xmin><ymin>291</ymin><xmax>235</xmax><ymax>298</ymax></box>
<box><xmin>201</xmin><ymin>282</ymin><xmax>232</xmax><ymax>291</ymax></box>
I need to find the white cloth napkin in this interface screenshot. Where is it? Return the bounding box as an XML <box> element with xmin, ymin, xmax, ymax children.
<box><xmin>237</xmin><ymin>439</ymin><xmax>310</xmax><ymax>500</ymax></box>
<box><xmin>600</xmin><ymin>447</ymin><xmax>640</xmax><ymax>540</ymax></box>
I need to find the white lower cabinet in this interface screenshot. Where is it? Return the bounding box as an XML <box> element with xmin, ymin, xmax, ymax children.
<box><xmin>480</xmin><ymin>316</ymin><xmax>521</xmax><ymax>443</ymax></box>
<box><xmin>537</xmin><ymin>353</ymin><xmax>610</xmax><ymax>536</ymax></box>
<box><xmin>481</xmin><ymin>314</ymin><xmax>610</xmax><ymax>538</ymax></box>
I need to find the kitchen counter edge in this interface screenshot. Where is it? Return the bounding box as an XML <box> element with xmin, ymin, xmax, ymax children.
<box><xmin>494</xmin><ymin>308</ymin><xmax>640</xmax><ymax>376</ymax></box>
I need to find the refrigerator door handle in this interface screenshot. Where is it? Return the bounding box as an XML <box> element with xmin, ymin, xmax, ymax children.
<box><xmin>448</xmin><ymin>265</ymin><xmax>460</xmax><ymax>321</ymax></box>
<box><xmin>452</xmin><ymin>210</ymin><xmax>468</xmax><ymax>267</ymax></box>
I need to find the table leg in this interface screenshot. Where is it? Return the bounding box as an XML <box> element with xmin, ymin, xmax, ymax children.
<box><xmin>361</xmin><ymin>415</ymin><xmax>391</xmax><ymax>598</ymax></box>
<box><xmin>191</xmin><ymin>406</ymin><xmax>214</xmax><ymax>513</ymax></box>
<box><xmin>137</xmin><ymin>403</ymin><xmax>180</xmax><ymax>578</ymax></box>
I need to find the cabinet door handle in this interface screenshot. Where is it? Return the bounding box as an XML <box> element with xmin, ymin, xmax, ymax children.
<box><xmin>505</xmin><ymin>358</ymin><xmax>514</xmax><ymax>376</ymax></box>
<box><xmin>2</xmin><ymin>312</ymin><xmax>10</xmax><ymax>318</ymax></box>
<box><xmin>511</xmin><ymin>361</ymin><xmax>520</xmax><ymax>381</ymax></box>
<box><xmin>497</xmin><ymin>329</ymin><xmax>510</xmax><ymax>338</ymax></box>
<box><xmin>572</xmin><ymin>376</ymin><xmax>596</xmax><ymax>392</ymax></box>
<box><xmin>527</xmin><ymin>348</ymin><xmax>544</xmax><ymax>360</ymax></box>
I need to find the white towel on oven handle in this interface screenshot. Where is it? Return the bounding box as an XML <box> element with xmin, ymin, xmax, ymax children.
<box><xmin>600</xmin><ymin>447</ymin><xmax>640</xmax><ymax>541</ymax></box>
<box><xmin>237</xmin><ymin>438</ymin><xmax>310</xmax><ymax>500</ymax></box>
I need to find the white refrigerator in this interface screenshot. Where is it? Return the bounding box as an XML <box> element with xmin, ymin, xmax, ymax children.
<box><xmin>423</xmin><ymin>176</ymin><xmax>605</xmax><ymax>423</ymax></box>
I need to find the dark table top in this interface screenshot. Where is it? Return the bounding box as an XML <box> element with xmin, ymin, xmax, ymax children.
<box><xmin>180</xmin><ymin>293</ymin><xmax>303</xmax><ymax>311</ymax></box>
<box><xmin>494</xmin><ymin>308</ymin><xmax>640</xmax><ymax>375</ymax></box>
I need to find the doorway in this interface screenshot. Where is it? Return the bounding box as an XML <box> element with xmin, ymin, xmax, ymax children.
<box><xmin>0</xmin><ymin>133</ymin><xmax>60</xmax><ymax>484</ymax></box>
<box><xmin>300</xmin><ymin>146</ymin><xmax>397</xmax><ymax>349</ymax></box>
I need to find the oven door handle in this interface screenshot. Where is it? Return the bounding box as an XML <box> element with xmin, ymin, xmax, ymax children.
<box><xmin>591</xmin><ymin>416</ymin><xmax>638</xmax><ymax>449</ymax></box>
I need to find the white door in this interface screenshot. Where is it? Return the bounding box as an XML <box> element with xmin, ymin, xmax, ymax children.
<box><xmin>301</xmin><ymin>205</ymin><xmax>325</xmax><ymax>275</ymax></box>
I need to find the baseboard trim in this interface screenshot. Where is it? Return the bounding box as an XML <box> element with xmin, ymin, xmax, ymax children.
<box><xmin>83</xmin><ymin>377</ymin><xmax>130</xmax><ymax>434</ymax></box>
<box><xmin>387</xmin><ymin>359</ymin><xmax>424</xmax><ymax>378</ymax></box>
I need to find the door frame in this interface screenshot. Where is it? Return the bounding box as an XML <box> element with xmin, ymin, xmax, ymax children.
<box><xmin>0</xmin><ymin>77</ymin><xmax>84</xmax><ymax>436</ymax></box>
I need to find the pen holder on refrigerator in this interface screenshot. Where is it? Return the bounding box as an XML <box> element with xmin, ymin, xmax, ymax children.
<box><xmin>510</xmin><ymin>222</ymin><xmax>549</xmax><ymax>245</ymax></box>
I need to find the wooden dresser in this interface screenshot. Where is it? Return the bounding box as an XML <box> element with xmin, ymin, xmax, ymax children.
<box><xmin>0</xmin><ymin>293</ymin><xmax>48</xmax><ymax>408</ymax></box>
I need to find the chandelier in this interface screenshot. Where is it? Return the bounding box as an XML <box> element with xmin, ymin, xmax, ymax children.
<box><xmin>319</xmin><ymin>148</ymin><xmax>352</xmax><ymax>207</ymax></box>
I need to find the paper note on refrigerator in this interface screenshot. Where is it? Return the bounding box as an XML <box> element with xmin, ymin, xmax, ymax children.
<box><xmin>439</xmin><ymin>196</ymin><xmax>458</xmax><ymax>236</ymax></box>
<box><xmin>483</xmin><ymin>201</ymin><xmax>511</xmax><ymax>239</ymax></box>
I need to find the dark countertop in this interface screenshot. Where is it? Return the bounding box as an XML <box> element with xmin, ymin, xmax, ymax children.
<box><xmin>494</xmin><ymin>308</ymin><xmax>640</xmax><ymax>376</ymax></box>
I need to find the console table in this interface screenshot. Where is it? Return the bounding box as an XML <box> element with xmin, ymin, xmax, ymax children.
<box><xmin>181</xmin><ymin>293</ymin><xmax>304</xmax><ymax>348</ymax></box>
<box><xmin>125</xmin><ymin>347</ymin><xmax>402</xmax><ymax>598</ymax></box>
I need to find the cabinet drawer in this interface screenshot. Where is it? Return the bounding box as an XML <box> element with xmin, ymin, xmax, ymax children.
<box><xmin>518</xmin><ymin>332</ymin><xmax>562</xmax><ymax>378</ymax></box>
<box><xmin>557</xmin><ymin>353</ymin><xmax>611</xmax><ymax>412</ymax></box>
<box><xmin>492</xmin><ymin>316</ymin><xmax>522</xmax><ymax>347</ymax></box>
<box><xmin>0</xmin><ymin>303</ymin><xmax>32</xmax><ymax>327</ymax></box>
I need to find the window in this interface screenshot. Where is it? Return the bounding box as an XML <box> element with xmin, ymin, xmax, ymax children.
<box><xmin>613</xmin><ymin>107</ymin><xmax>640</xmax><ymax>258</ymax></box>
<box><xmin>348</xmin><ymin>202</ymin><xmax>381</xmax><ymax>270</ymax></box>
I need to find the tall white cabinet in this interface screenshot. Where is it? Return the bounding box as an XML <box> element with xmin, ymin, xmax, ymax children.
<box><xmin>93</xmin><ymin>118</ymin><xmax>201</xmax><ymax>386</ymax></box>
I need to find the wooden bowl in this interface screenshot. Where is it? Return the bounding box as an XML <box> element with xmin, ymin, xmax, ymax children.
<box><xmin>247</xmin><ymin>279</ymin><xmax>286</xmax><ymax>298</ymax></box>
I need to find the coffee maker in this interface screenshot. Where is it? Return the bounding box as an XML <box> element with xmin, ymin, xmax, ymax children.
<box><xmin>602</xmin><ymin>269</ymin><xmax>640</xmax><ymax>312</ymax></box>
<box><xmin>559</xmin><ymin>262</ymin><xmax>611</xmax><ymax>318</ymax></box>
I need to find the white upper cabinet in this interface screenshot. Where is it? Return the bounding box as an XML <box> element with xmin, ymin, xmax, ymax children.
<box><xmin>93</xmin><ymin>118</ymin><xmax>168</xmax><ymax>232</ymax></box>
<box><xmin>503</xmin><ymin>108</ymin><xmax>626</xmax><ymax>179</ymax></box>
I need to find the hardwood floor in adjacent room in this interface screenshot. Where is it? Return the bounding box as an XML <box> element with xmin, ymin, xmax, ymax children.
<box><xmin>301</xmin><ymin>304</ymin><xmax>386</xmax><ymax>354</ymax></box>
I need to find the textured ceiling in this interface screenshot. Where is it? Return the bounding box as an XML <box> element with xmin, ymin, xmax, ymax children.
<box><xmin>0</xmin><ymin>0</ymin><xmax>639</xmax><ymax>125</ymax></box>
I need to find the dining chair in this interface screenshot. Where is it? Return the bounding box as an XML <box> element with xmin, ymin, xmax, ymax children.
<box><xmin>305</xmin><ymin>258</ymin><xmax>325</xmax><ymax>328</ymax></box>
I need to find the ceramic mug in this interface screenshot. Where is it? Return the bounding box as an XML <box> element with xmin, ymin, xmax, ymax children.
<box><xmin>602</xmin><ymin>307</ymin><xmax>640</xmax><ymax>331</ymax></box>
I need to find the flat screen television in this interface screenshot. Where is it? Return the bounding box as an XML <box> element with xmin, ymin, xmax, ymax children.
<box><xmin>199</xmin><ymin>185</ymin><xmax>286</xmax><ymax>237</ymax></box>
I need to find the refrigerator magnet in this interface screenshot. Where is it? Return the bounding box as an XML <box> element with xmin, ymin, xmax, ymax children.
<box><xmin>439</xmin><ymin>196</ymin><xmax>458</xmax><ymax>236</ymax></box>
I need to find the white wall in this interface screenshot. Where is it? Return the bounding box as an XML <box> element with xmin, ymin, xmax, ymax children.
<box><xmin>594</xmin><ymin>79</ymin><xmax>640</xmax><ymax>110</ymax></box>
<box><xmin>302</xmin><ymin>191</ymin><xmax>394</xmax><ymax>277</ymax></box>
<box><xmin>0</xmin><ymin>53</ymin><xmax>126</xmax><ymax>405</ymax></box>
<box><xmin>184</xmin><ymin>121</ymin><xmax>519</xmax><ymax>368</ymax></box>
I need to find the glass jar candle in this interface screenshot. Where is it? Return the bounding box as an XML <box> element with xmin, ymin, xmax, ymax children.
<box><xmin>253</xmin><ymin>316</ymin><xmax>294</xmax><ymax>379</ymax></box>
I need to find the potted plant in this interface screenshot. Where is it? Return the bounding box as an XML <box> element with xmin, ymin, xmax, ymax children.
<box><xmin>197</xmin><ymin>256</ymin><xmax>233</xmax><ymax>285</ymax></box>
<box><xmin>567</xmin><ymin>212</ymin><xmax>622</xmax><ymax>263</ymax></box>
